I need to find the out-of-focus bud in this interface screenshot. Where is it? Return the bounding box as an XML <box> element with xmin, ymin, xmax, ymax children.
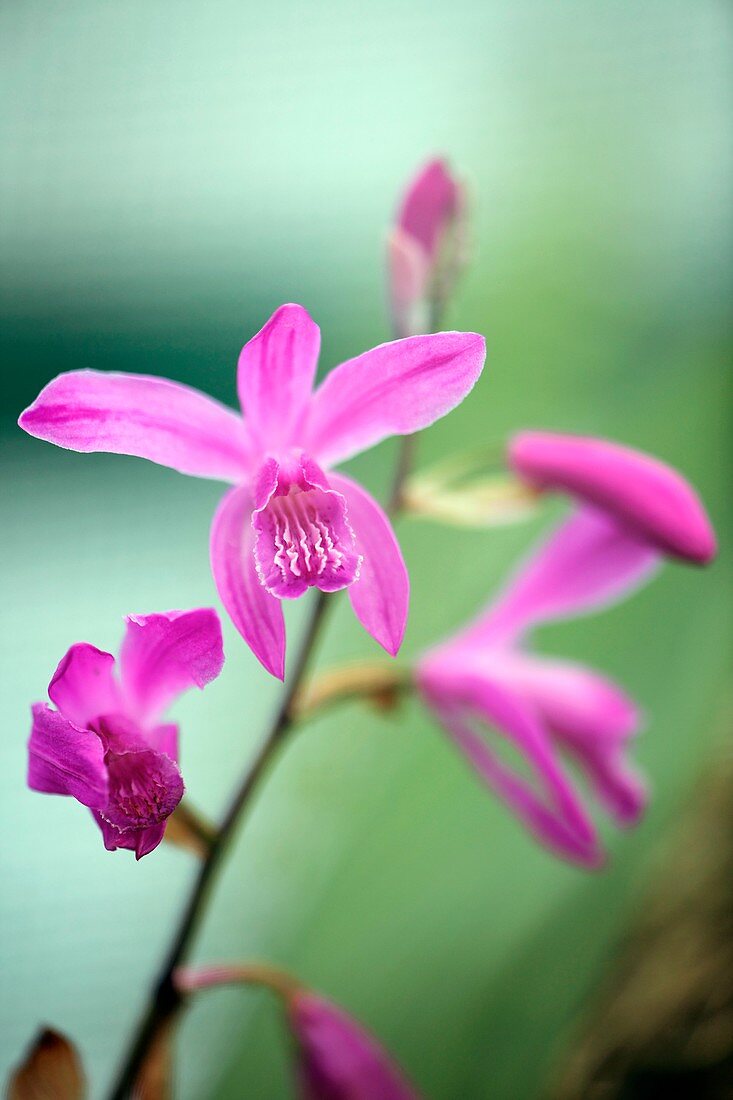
<box><xmin>175</xmin><ymin>964</ymin><xmax>421</xmax><ymax>1099</ymax></box>
<box><xmin>288</xmin><ymin>990</ymin><xmax>420</xmax><ymax>1100</ymax></box>
<box><xmin>403</xmin><ymin>445</ymin><xmax>539</xmax><ymax>528</ymax></box>
<box><xmin>388</xmin><ymin>158</ymin><xmax>466</xmax><ymax>337</ymax></box>
<box><xmin>132</xmin><ymin>1020</ymin><xmax>174</xmax><ymax>1100</ymax></box>
<box><xmin>8</xmin><ymin>1028</ymin><xmax>85</xmax><ymax>1100</ymax></box>
<box><xmin>509</xmin><ymin>431</ymin><xmax>717</xmax><ymax>565</ymax></box>
<box><xmin>293</xmin><ymin>662</ymin><xmax>408</xmax><ymax>720</ymax></box>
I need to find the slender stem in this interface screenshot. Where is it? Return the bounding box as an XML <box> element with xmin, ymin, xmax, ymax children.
<box><xmin>107</xmin><ymin>593</ymin><xmax>330</xmax><ymax>1100</ymax></box>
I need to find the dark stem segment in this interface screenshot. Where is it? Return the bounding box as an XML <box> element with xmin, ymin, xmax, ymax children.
<box><xmin>107</xmin><ymin>593</ymin><xmax>330</xmax><ymax>1100</ymax></box>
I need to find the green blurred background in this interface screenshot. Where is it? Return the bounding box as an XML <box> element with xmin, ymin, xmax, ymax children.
<box><xmin>1</xmin><ymin>1</ymin><xmax>731</xmax><ymax>1096</ymax></box>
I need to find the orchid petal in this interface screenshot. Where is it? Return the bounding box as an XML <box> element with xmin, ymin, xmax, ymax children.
<box><xmin>19</xmin><ymin>370</ymin><xmax>253</xmax><ymax>483</ymax></box>
<box><xmin>304</xmin><ymin>331</ymin><xmax>486</xmax><ymax>468</ymax></box>
<box><xmin>147</xmin><ymin>722</ymin><xmax>179</xmax><ymax>762</ymax></box>
<box><xmin>330</xmin><ymin>474</ymin><xmax>409</xmax><ymax>656</ymax></box>
<box><xmin>237</xmin><ymin>304</ymin><xmax>320</xmax><ymax>453</ymax></box>
<box><xmin>92</xmin><ymin>814</ymin><xmax>167</xmax><ymax>859</ymax></box>
<box><xmin>210</xmin><ymin>484</ymin><xmax>286</xmax><ymax>679</ymax></box>
<box><xmin>463</xmin><ymin>508</ymin><xmax>659</xmax><ymax>648</ymax></box>
<box><xmin>418</xmin><ymin>666</ymin><xmax>601</xmax><ymax>866</ymax></box>
<box><xmin>510</xmin><ymin>431</ymin><xmax>717</xmax><ymax>564</ymax></box>
<box><xmin>28</xmin><ymin>704</ymin><xmax>108</xmax><ymax>810</ymax></box>
<box><xmin>119</xmin><ymin>609</ymin><xmax>224</xmax><ymax>725</ymax></box>
<box><xmin>289</xmin><ymin>991</ymin><xmax>419</xmax><ymax>1100</ymax></box>
<box><xmin>47</xmin><ymin>643</ymin><xmax>121</xmax><ymax>728</ymax></box>
<box><xmin>499</xmin><ymin>654</ymin><xmax>646</xmax><ymax>825</ymax></box>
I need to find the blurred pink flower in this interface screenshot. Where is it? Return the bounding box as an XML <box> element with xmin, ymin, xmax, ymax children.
<box><xmin>20</xmin><ymin>304</ymin><xmax>485</xmax><ymax>678</ymax></box>
<box><xmin>417</xmin><ymin>508</ymin><xmax>659</xmax><ymax>867</ymax></box>
<box><xmin>509</xmin><ymin>431</ymin><xmax>717</xmax><ymax>565</ymax></box>
<box><xmin>27</xmin><ymin>609</ymin><xmax>224</xmax><ymax>858</ymax></box>
<box><xmin>388</xmin><ymin>159</ymin><xmax>464</xmax><ymax>337</ymax></box>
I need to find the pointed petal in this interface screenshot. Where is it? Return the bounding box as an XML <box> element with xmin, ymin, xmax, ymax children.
<box><xmin>464</xmin><ymin>508</ymin><xmax>659</xmax><ymax>647</ymax></box>
<box><xmin>330</xmin><ymin>474</ymin><xmax>409</xmax><ymax>656</ymax></box>
<box><xmin>119</xmin><ymin>609</ymin><xmax>224</xmax><ymax>724</ymax></box>
<box><xmin>305</xmin><ymin>331</ymin><xmax>486</xmax><ymax>467</ymax></box>
<box><xmin>289</xmin><ymin>991</ymin><xmax>420</xmax><ymax>1100</ymax></box>
<box><xmin>19</xmin><ymin>370</ymin><xmax>253</xmax><ymax>482</ymax></box>
<box><xmin>210</xmin><ymin>484</ymin><xmax>286</xmax><ymax>679</ymax></box>
<box><xmin>28</xmin><ymin>704</ymin><xmax>108</xmax><ymax>809</ymax></box>
<box><xmin>418</xmin><ymin>666</ymin><xmax>601</xmax><ymax>867</ymax></box>
<box><xmin>510</xmin><ymin>431</ymin><xmax>717</xmax><ymax>564</ymax></box>
<box><xmin>502</xmin><ymin>653</ymin><xmax>647</xmax><ymax>826</ymax></box>
<box><xmin>237</xmin><ymin>304</ymin><xmax>320</xmax><ymax>452</ymax></box>
<box><xmin>48</xmin><ymin>643</ymin><xmax>121</xmax><ymax>728</ymax></box>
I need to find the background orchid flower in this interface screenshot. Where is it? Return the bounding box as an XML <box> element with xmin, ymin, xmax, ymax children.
<box><xmin>27</xmin><ymin>608</ymin><xmax>224</xmax><ymax>858</ymax></box>
<box><xmin>417</xmin><ymin>508</ymin><xmax>662</xmax><ymax>867</ymax></box>
<box><xmin>509</xmin><ymin>431</ymin><xmax>717</xmax><ymax>565</ymax></box>
<box><xmin>387</xmin><ymin>159</ymin><xmax>465</xmax><ymax>337</ymax></box>
<box><xmin>176</xmin><ymin>964</ymin><xmax>420</xmax><ymax>1099</ymax></box>
<box><xmin>19</xmin><ymin>304</ymin><xmax>486</xmax><ymax>679</ymax></box>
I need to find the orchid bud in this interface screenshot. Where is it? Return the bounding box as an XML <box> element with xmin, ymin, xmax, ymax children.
<box><xmin>288</xmin><ymin>991</ymin><xmax>420</xmax><ymax>1100</ymax></box>
<box><xmin>388</xmin><ymin>158</ymin><xmax>465</xmax><ymax>336</ymax></box>
<box><xmin>175</xmin><ymin>965</ymin><xmax>420</xmax><ymax>1099</ymax></box>
<box><xmin>509</xmin><ymin>431</ymin><xmax>717</xmax><ymax>565</ymax></box>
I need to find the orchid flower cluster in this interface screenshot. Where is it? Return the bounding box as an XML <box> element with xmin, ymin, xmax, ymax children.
<box><xmin>13</xmin><ymin>159</ymin><xmax>715</xmax><ymax>1099</ymax></box>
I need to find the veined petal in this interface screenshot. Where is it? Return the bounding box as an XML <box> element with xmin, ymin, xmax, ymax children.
<box><xmin>304</xmin><ymin>331</ymin><xmax>486</xmax><ymax>468</ymax></box>
<box><xmin>330</xmin><ymin>474</ymin><xmax>409</xmax><ymax>656</ymax></box>
<box><xmin>237</xmin><ymin>304</ymin><xmax>320</xmax><ymax>453</ymax></box>
<box><xmin>289</xmin><ymin>991</ymin><xmax>420</xmax><ymax>1100</ymax></box>
<box><xmin>461</xmin><ymin>508</ymin><xmax>659</xmax><ymax>648</ymax></box>
<box><xmin>119</xmin><ymin>609</ymin><xmax>225</xmax><ymax>726</ymax></box>
<box><xmin>19</xmin><ymin>370</ymin><xmax>253</xmax><ymax>483</ymax></box>
<box><xmin>418</xmin><ymin>666</ymin><xmax>600</xmax><ymax>867</ymax></box>
<box><xmin>210</xmin><ymin>484</ymin><xmax>286</xmax><ymax>679</ymax></box>
<box><xmin>510</xmin><ymin>431</ymin><xmax>717</xmax><ymax>564</ymax></box>
<box><xmin>48</xmin><ymin>643</ymin><xmax>121</xmax><ymax>728</ymax></box>
<box><xmin>28</xmin><ymin>704</ymin><xmax>108</xmax><ymax>810</ymax></box>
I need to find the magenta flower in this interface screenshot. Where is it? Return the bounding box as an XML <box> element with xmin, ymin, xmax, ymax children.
<box><xmin>418</xmin><ymin>508</ymin><xmax>660</xmax><ymax>867</ymax></box>
<box><xmin>288</xmin><ymin>990</ymin><xmax>419</xmax><ymax>1100</ymax></box>
<box><xmin>27</xmin><ymin>609</ymin><xmax>224</xmax><ymax>858</ymax></box>
<box><xmin>388</xmin><ymin>159</ymin><xmax>464</xmax><ymax>337</ymax></box>
<box><xmin>19</xmin><ymin>304</ymin><xmax>485</xmax><ymax>678</ymax></box>
<box><xmin>510</xmin><ymin>431</ymin><xmax>717</xmax><ymax>565</ymax></box>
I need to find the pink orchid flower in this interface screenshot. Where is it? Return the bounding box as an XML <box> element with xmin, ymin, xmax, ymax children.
<box><xmin>19</xmin><ymin>304</ymin><xmax>486</xmax><ymax>679</ymax></box>
<box><xmin>27</xmin><ymin>609</ymin><xmax>224</xmax><ymax>859</ymax></box>
<box><xmin>417</xmin><ymin>507</ymin><xmax>662</xmax><ymax>867</ymax></box>
<box><xmin>387</xmin><ymin>159</ymin><xmax>464</xmax><ymax>337</ymax></box>
<box><xmin>510</xmin><ymin>431</ymin><xmax>717</xmax><ymax>565</ymax></box>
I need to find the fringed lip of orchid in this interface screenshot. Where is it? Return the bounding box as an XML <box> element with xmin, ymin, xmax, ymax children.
<box><xmin>26</xmin><ymin>609</ymin><xmax>224</xmax><ymax>858</ymax></box>
<box><xmin>19</xmin><ymin>303</ymin><xmax>486</xmax><ymax>679</ymax></box>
